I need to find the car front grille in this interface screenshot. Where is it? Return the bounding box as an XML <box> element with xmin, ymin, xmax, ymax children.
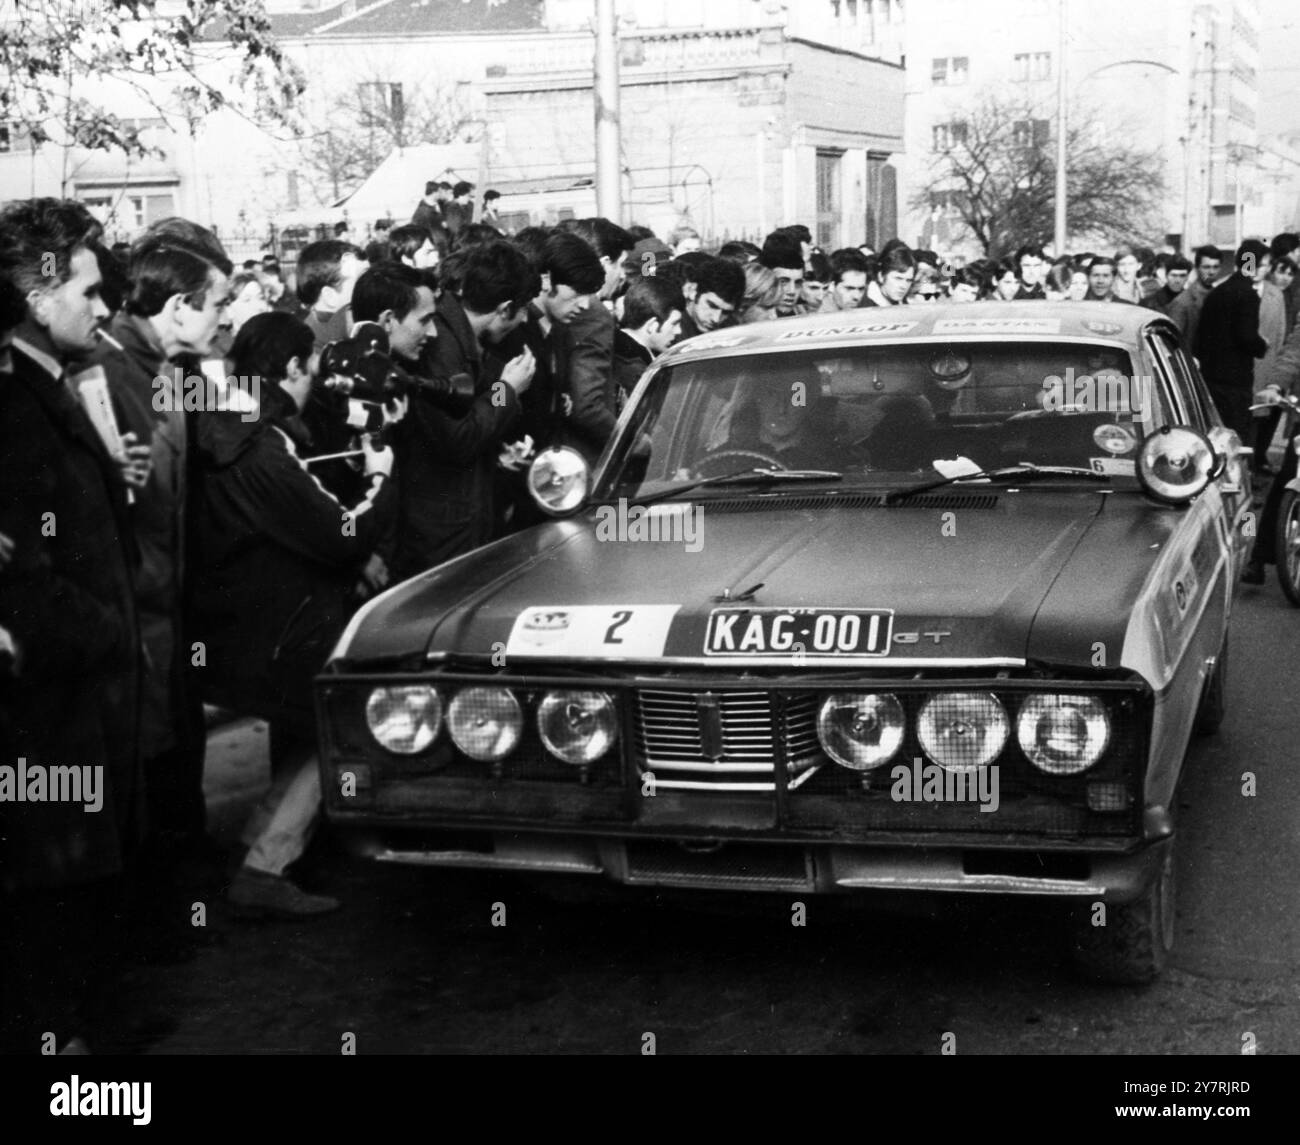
<box><xmin>635</xmin><ymin>688</ymin><xmax>822</xmax><ymax>791</ymax></box>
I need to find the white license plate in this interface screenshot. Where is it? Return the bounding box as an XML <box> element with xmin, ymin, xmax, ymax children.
<box><xmin>704</xmin><ymin>608</ymin><xmax>893</xmax><ymax>656</ymax></box>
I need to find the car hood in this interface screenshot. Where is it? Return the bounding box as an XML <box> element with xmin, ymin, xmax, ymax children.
<box><xmin>336</xmin><ymin>490</ymin><xmax>1180</xmax><ymax>671</ymax></box>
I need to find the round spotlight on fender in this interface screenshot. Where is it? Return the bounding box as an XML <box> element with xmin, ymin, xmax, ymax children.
<box><xmin>1137</xmin><ymin>426</ymin><xmax>1217</xmax><ymax>504</ymax></box>
<box><xmin>1017</xmin><ymin>693</ymin><xmax>1110</xmax><ymax>775</ymax></box>
<box><xmin>816</xmin><ymin>693</ymin><xmax>905</xmax><ymax>770</ymax></box>
<box><xmin>447</xmin><ymin>687</ymin><xmax>523</xmax><ymax>762</ymax></box>
<box><xmin>528</xmin><ymin>446</ymin><xmax>590</xmax><ymax>516</ymax></box>
<box><xmin>917</xmin><ymin>692</ymin><xmax>1008</xmax><ymax>772</ymax></box>
<box><xmin>365</xmin><ymin>685</ymin><xmax>442</xmax><ymax>755</ymax></box>
<box><xmin>538</xmin><ymin>691</ymin><xmax>618</xmax><ymax>764</ymax></box>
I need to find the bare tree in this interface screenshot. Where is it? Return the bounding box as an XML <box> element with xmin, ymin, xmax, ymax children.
<box><xmin>913</xmin><ymin>90</ymin><xmax>1166</xmax><ymax>257</ymax></box>
<box><xmin>298</xmin><ymin>74</ymin><xmax>482</xmax><ymax>204</ymax></box>
<box><xmin>0</xmin><ymin>0</ymin><xmax>303</xmax><ymax>186</ymax></box>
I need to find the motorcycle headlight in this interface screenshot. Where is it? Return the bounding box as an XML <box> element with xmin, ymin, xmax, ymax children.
<box><xmin>537</xmin><ymin>690</ymin><xmax>618</xmax><ymax>764</ymax></box>
<box><xmin>917</xmin><ymin>692</ymin><xmax>1008</xmax><ymax>771</ymax></box>
<box><xmin>816</xmin><ymin>693</ymin><xmax>905</xmax><ymax>770</ymax></box>
<box><xmin>1017</xmin><ymin>693</ymin><xmax>1110</xmax><ymax>775</ymax></box>
<box><xmin>365</xmin><ymin>685</ymin><xmax>442</xmax><ymax>755</ymax></box>
<box><xmin>447</xmin><ymin>687</ymin><xmax>523</xmax><ymax>762</ymax></box>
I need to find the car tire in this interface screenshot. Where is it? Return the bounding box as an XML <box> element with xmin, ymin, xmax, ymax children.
<box><xmin>1194</xmin><ymin>636</ymin><xmax>1227</xmax><ymax>736</ymax></box>
<box><xmin>1275</xmin><ymin>489</ymin><xmax>1300</xmax><ymax>606</ymax></box>
<box><xmin>1069</xmin><ymin>842</ymin><xmax>1176</xmax><ymax>986</ymax></box>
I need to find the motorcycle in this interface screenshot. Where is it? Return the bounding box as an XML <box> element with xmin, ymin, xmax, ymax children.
<box><xmin>1249</xmin><ymin>390</ymin><xmax>1300</xmax><ymax>605</ymax></box>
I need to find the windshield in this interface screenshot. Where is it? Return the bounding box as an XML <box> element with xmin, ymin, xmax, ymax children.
<box><xmin>600</xmin><ymin>341</ymin><xmax>1167</xmax><ymax>500</ymax></box>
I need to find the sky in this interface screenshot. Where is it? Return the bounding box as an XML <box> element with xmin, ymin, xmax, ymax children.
<box><xmin>1260</xmin><ymin>0</ymin><xmax>1300</xmax><ymax>141</ymax></box>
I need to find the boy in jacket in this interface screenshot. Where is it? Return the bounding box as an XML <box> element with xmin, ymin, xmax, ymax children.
<box><xmin>193</xmin><ymin>311</ymin><xmax>401</xmax><ymax>916</ymax></box>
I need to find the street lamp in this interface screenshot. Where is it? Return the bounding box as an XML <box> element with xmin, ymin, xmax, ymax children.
<box><xmin>1053</xmin><ymin>28</ymin><xmax>1179</xmax><ymax>254</ymax></box>
<box><xmin>594</xmin><ymin>0</ymin><xmax>622</xmax><ymax>223</ymax></box>
<box><xmin>1053</xmin><ymin>0</ymin><xmax>1068</xmax><ymax>258</ymax></box>
<box><xmin>1226</xmin><ymin>143</ymin><xmax>1261</xmax><ymax>249</ymax></box>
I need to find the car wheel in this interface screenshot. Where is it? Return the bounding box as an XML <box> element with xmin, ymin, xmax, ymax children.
<box><xmin>1194</xmin><ymin>636</ymin><xmax>1227</xmax><ymax>736</ymax></box>
<box><xmin>1275</xmin><ymin>489</ymin><xmax>1300</xmax><ymax>606</ymax></box>
<box><xmin>1069</xmin><ymin>842</ymin><xmax>1176</xmax><ymax>986</ymax></box>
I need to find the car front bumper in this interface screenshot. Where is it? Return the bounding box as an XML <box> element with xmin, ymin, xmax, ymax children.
<box><xmin>338</xmin><ymin>824</ymin><xmax>1173</xmax><ymax>903</ymax></box>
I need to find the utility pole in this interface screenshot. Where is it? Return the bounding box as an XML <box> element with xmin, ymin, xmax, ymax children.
<box><xmin>1053</xmin><ymin>0</ymin><xmax>1068</xmax><ymax>257</ymax></box>
<box><xmin>594</xmin><ymin>0</ymin><xmax>623</xmax><ymax>223</ymax></box>
<box><xmin>1230</xmin><ymin>146</ymin><xmax>1244</xmax><ymax>249</ymax></box>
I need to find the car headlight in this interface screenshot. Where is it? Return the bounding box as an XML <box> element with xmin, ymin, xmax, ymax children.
<box><xmin>917</xmin><ymin>692</ymin><xmax>1008</xmax><ymax>771</ymax></box>
<box><xmin>447</xmin><ymin>687</ymin><xmax>523</xmax><ymax>761</ymax></box>
<box><xmin>1017</xmin><ymin>693</ymin><xmax>1110</xmax><ymax>775</ymax></box>
<box><xmin>537</xmin><ymin>690</ymin><xmax>618</xmax><ymax>764</ymax></box>
<box><xmin>365</xmin><ymin>685</ymin><xmax>442</xmax><ymax>755</ymax></box>
<box><xmin>816</xmin><ymin>693</ymin><xmax>905</xmax><ymax>770</ymax></box>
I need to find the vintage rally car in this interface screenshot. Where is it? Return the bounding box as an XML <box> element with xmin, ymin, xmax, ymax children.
<box><xmin>315</xmin><ymin>301</ymin><xmax>1252</xmax><ymax>983</ymax></box>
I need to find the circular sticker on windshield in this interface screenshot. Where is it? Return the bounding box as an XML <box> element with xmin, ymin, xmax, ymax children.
<box><xmin>1093</xmin><ymin>423</ymin><xmax>1138</xmax><ymax>455</ymax></box>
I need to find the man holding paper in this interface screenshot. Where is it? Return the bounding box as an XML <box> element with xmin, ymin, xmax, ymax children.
<box><xmin>0</xmin><ymin>198</ymin><xmax>143</xmax><ymax>1052</ymax></box>
<box><xmin>83</xmin><ymin>220</ymin><xmax>233</xmax><ymax>887</ymax></box>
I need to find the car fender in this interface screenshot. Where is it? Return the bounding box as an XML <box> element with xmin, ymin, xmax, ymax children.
<box><xmin>1119</xmin><ymin>489</ymin><xmax>1231</xmax><ymax>810</ymax></box>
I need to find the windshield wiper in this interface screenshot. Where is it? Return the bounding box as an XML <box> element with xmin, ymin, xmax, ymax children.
<box><xmin>882</xmin><ymin>464</ymin><xmax>1110</xmax><ymax>505</ymax></box>
<box><xmin>612</xmin><ymin>467</ymin><xmax>844</xmax><ymax>508</ymax></box>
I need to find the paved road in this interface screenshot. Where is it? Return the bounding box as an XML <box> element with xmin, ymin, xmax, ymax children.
<box><xmin>114</xmin><ymin>582</ymin><xmax>1300</xmax><ymax>1055</ymax></box>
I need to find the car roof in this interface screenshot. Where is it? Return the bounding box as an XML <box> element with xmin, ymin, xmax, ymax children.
<box><xmin>659</xmin><ymin>300</ymin><xmax>1171</xmax><ymax>365</ymax></box>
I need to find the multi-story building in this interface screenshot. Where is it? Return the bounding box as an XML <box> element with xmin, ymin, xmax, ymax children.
<box><xmin>0</xmin><ymin>0</ymin><xmax>906</xmax><ymax>251</ymax></box>
<box><xmin>896</xmin><ymin>0</ymin><xmax>1265</xmax><ymax>257</ymax></box>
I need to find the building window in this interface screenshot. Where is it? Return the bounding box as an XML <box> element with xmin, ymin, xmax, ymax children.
<box><xmin>815</xmin><ymin>150</ymin><xmax>843</xmax><ymax>249</ymax></box>
<box><xmin>931</xmin><ymin>56</ymin><xmax>969</xmax><ymax>86</ymax></box>
<box><xmin>0</xmin><ymin>122</ymin><xmax>32</xmax><ymax>153</ymax></box>
<box><xmin>76</xmin><ymin>190</ymin><xmax>174</xmax><ymax>235</ymax></box>
<box><xmin>357</xmin><ymin>82</ymin><xmax>404</xmax><ymax>126</ymax></box>
<box><xmin>1012</xmin><ymin>51</ymin><xmax>1051</xmax><ymax>81</ymax></box>
<box><xmin>125</xmin><ymin>195</ymin><xmax>147</xmax><ymax>230</ymax></box>
<box><xmin>1012</xmin><ymin>118</ymin><xmax>1051</xmax><ymax>148</ymax></box>
<box><xmin>932</xmin><ymin>121</ymin><xmax>969</xmax><ymax>151</ymax></box>
<box><xmin>143</xmin><ymin>192</ymin><xmax>175</xmax><ymax>226</ymax></box>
